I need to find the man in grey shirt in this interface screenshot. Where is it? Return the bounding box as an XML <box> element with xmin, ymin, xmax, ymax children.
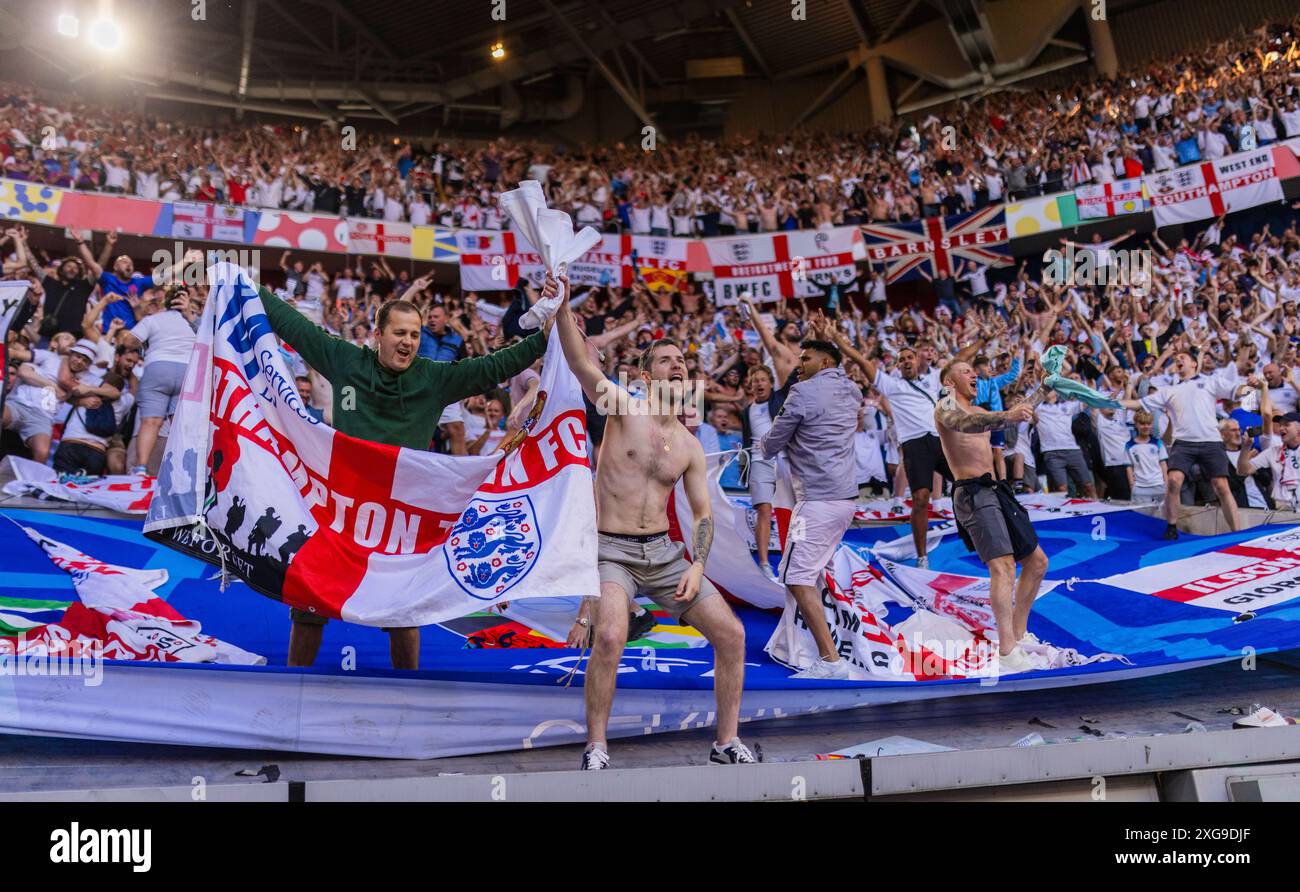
<box><xmin>760</xmin><ymin>338</ymin><xmax>863</xmax><ymax>680</ymax></box>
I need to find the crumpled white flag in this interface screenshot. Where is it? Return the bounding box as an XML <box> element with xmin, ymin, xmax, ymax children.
<box><xmin>499</xmin><ymin>180</ymin><xmax>600</xmax><ymax>329</ymax></box>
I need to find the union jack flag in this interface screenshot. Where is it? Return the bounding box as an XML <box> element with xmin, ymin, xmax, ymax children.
<box><xmin>859</xmin><ymin>205</ymin><xmax>1011</xmax><ymax>283</ymax></box>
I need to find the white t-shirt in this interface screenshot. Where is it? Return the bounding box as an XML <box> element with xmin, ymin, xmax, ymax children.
<box><xmin>130</xmin><ymin>311</ymin><xmax>196</xmax><ymax>366</ymax></box>
<box><xmin>63</xmin><ymin>391</ymin><xmax>134</xmax><ymax>448</ymax></box>
<box><xmin>1036</xmin><ymin>400</ymin><xmax>1083</xmax><ymax>452</ymax></box>
<box><xmin>747</xmin><ymin>401</ymin><xmax>774</xmax><ymax>447</ymax></box>
<box><xmin>1127</xmin><ymin>438</ymin><xmax>1168</xmax><ymax>489</ymax></box>
<box><xmin>873</xmin><ymin>368</ymin><xmax>942</xmax><ymax>444</ymax></box>
<box><xmin>1269</xmin><ymin>383</ymin><xmax>1299</xmax><ymax>416</ymax></box>
<box><xmin>1140</xmin><ymin>374</ymin><xmax>1239</xmax><ymax>443</ymax></box>
<box><xmin>1095</xmin><ymin>409</ymin><xmax>1133</xmax><ymax>466</ymax></box>
<box><xmin>1244</xmin><ymin>434</ymin><xmax>1300</xmax><ymax>508</ymax></box>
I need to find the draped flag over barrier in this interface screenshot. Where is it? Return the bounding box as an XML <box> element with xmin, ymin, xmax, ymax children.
<box><xmin>1</xmin><ymin>456</ymin><xmax>154</xmax><ymax>514</ymax></box>
<box><xmin>143</xmin><ymin>264</ymin><xmax>599</xmax><ymax>627</ymax></box>
<box><xmin>0</xmin><ymin>522</ymin><xmax>262</xmax><ymax>664</ymax></box>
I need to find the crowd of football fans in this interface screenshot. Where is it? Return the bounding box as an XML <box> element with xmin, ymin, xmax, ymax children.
<box><xmin>1</xmin><ymin>14</ymin><xmax>1299</xmax><ymax>234</ymax></box>
<box><xmin>4</xmin><ymin>11</ymin><xmax>1300</xmax><ymax>544</ymax></box>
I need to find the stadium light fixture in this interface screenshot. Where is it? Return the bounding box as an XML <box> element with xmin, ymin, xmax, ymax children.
<box><xmin>490</xmin><ymin>42</ymin><xmax>506</xmax><ymax>61</ymax></box>
<box><xmin>56</xmin><ymin>14</ymin><xmax>79</xmax><ymax>38</ymax></box>
<box><xmin>88</xmin><ymin>17</ymin><xmax>123</xmax><ymax>52</ymax></box>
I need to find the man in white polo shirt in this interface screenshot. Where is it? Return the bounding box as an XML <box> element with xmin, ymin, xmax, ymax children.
<box><xmin>1119</xmin><ymin>350</ymin><xmax>1258</xmax><ymax>539</ymax></box>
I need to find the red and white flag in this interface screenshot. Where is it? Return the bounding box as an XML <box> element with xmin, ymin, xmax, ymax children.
<box><xmin>144</xmin><ymin>264</ymin><xmax>599</xmax><ymax>627</ymax></box>
<box><xmin>1145</xmin><ymin>148</ymin><xmax>1284</xmax><ymax>227</ymax></box>
<box><xmin>568</xmin><ymin>233</ymin><xmax>633</xmax><ymax>288</ymax></box>
<box><xmin>172</xmin><ymin>201</ymin><xmax>246</xmax><ymax>242</ymax></box>
<box><xmin>1075</xmin><ymin>177</ymin><xmax>1148</xmax><ymax>219</ymax></box>
<box><xmin>456</xmin><ymin>230</ymin><xmax>546</xmax><ymax>292</ymax></box>
<box><xmin>348</xmin><ymin>220</ymin><xmax>413</xmax><ymax>257</ymax></box>
<box><xmin>2</xmin><ymin>456</ymin><xmax>154</xmax><ymax>514</ymax></box>
<box><xmin>706</xmin><ymin>232</ymin><xmax>796</xmax><ymax>305</ymax></box>
<box><xmin>1</xmin><ymin>524</ymin><xmax>263</xmax><ymax>664</ymax></box>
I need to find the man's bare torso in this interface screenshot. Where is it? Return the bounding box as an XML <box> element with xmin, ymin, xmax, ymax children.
<box><xmin>935</xmin><ymin>395</ymin><xmax>997</xmax><ymax>479</ymax></box>
<box><xmin>596</xmin><ymin>407</ymin><xmax>697</xmax><ymax>534</ymax></box>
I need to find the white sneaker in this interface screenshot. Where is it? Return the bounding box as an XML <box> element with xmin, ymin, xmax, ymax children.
<box><xmin>1019</xmin><ymin>632</ymin><xmax>1042</xmax><ymax>647</ymax></box>
<box><xmin>994</xmin><ymin>647</ymin><xmax>1035</xmax><ymax>675</ymax></box>
<box><xmin>580</xmin><ymin>743</ymin><xmax>610</xmax><ymax>770</ymax></box>
<box><xmin>916</xmin><ymin>555</ymin><xmax>929</xmax><ymax>570</ymax></box>
<box><xmin>1233</xmin><ymin>705</ymin><xmax>1290</xmax><ymax>729</ymax></box>
<box><xmin>791</xmin><ymin>657</ymin><xmax>851</xmax><ymax>680</ymax></box>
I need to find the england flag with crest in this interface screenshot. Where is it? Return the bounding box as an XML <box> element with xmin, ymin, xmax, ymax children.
<box><xmin>144</xmin><ymin>263</ymin><xmax>599</xmax><ymax>627</ymax></box>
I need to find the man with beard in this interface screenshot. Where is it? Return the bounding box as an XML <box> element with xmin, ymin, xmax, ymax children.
<box><xmin>553</xmin><ymin>274</ymin><xmax>753</xmax><ymax>770</ymax></box>
<box><xmin>257</xmin><ymin>282</ymin><xmax>552</xmax><ymax>670</ymax></box>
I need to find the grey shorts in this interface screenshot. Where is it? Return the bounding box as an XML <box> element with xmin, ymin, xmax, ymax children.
<box><xmin>597</xmin><ymin>532</ymin><xmax>719</xmax><ymax>620</ymax></box>
<box><xmin>1043</xmin><ymin>448</ymin><xmax>1093</xmax><ymax>490</ymax></box>
<box><xmin>4</xmin><ymin>401</ymin><xmax>52</xmax><ymax>442</ymax></box>
<box><xmin>747</xmin><ymin>457</ymin><xmax>777</xmax><ymax>505</ymax></box>
<box><xmin>952</xmin><ymin>481</ymin><xmax>1037</xmax><ymax>563</ymax></box>
<box><xmin>137</xmin><ymin>360</ymin><xmax>187</xmax><ymax>419</ymax></box>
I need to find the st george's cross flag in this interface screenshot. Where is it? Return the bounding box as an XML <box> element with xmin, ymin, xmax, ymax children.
<box><xmin>1144</xmin><ymin>147</ymin><xmax>1284</xmax><ymax>227</ymax></box>
<box><xmin>144</xmin><ymin>264</ymin><xmax>599</xmax><ymax>627</ymax></box>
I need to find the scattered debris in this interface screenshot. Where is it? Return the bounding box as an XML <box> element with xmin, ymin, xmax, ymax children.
<box><xmin>1080</xmin><ymin>715</ymin><xmax>1100</xmax><ymax>724</ymax></box>
<box><xmin>1078</xmin><ymin>724</ymin><xmax>1105</xmax><ymax>737</ymax></box>
<box><xmin>815</xmin><ymin>735</ymin><xmax>956</xmax><ymax>759</ymax></box>
<box><xmin>1182</xmin><ymin>722</ymin><xmax>1208</xmax><ymax>734</ymax></box>
<box><xmin>1029</xmin><ymin>717</ymin><xmax>1057</xmax><ymax>729</ymax></box>
<box><xmin>1218</xmin><ymin>706</ymin><xmax>1245</xmax><ymax>716</ymax></box>
<box><xmin>1012</xmin><ymin>732</ymin><xmax>1046</xmax><ymax>747</ymax></box>
<box><xmin>1170</xmin><ymin>711</ymin><xmax>1204</xmax><ymax>723</ymax></box>
<box><xmin>234</xmin><ymin>764</ymin><xmax>280</xmax><ymax>783</ymax></box>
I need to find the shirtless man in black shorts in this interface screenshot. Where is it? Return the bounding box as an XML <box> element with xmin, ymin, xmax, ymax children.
<box><xmin>934</xmin><ymin>359</ymin><xmax>1050</xmax><ymax>674</ymax></box>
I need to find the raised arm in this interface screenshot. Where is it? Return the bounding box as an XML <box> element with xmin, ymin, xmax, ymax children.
<box><xmin>554</xmin><ymin>274</ymin><xmax>616</xmax><ymax>406</ymax></box>
<box><xmin>934</xmin><ymin>393</ymin><xmax>1034</xmax><ymax>433</ymax></box>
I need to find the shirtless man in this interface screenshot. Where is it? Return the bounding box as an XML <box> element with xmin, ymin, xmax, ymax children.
<box><xmin>554</xmin><ymin>274</ymin><xmax>754</xmax><ymax>770</ymax></box>
<box><xmin>934</xmin><ymin>359</ymin><xmax>1050</xmax><ymax>674</ymax></box>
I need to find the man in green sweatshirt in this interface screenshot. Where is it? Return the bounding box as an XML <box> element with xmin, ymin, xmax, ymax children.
<box><xmin>258</xmin><ymin>285</ymin><xmax>550</xmax><ymax>669</ymax></box>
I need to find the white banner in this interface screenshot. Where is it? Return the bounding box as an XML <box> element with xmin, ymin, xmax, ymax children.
<box><xmin>568</xmin><ymin>233</ymin><xmax>632</xmax><ymax>288</ymax></box>
<box><xmin>706</xmin><ymin>227</ymin><xmax>860</xmax><ymax>306</ymax></box>
<box><xmin>1075</xmin><ymin>177</ymin><xmax>1148</xmax><ymax>219</ymax></box>
<box><xmin>348</xmin><ymin>220</ymin><xmax>413</xmax><ymax>257</ymax></box>
<box><xmin>172</xmin><ymin>201</ymin><xmax>245</xmax><ymax>242</ymax></box>
<box><xmin>1145</xmin><ymin>147</ymin><xmax>1284</xmax><ymax>227</ymax></box>
<box><xmin>456</xmin><ymin>230</ymin><xmax>546</xmax><ymax>292</ymax></box>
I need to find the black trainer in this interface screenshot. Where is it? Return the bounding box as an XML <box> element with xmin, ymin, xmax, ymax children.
<box><xmin>626</xmin><ymin>609</ymin><xmax>657</xmax><ymax>642</ymax></box>
<box><xmin>1163</xmin><ymin>523</ymin><xmax>1179</xmax><ymax>540</ymax></box>
<box><xmin>709</xmin><ymin>738</ymin><xmax>760</xmax><ymax>764</ymax></box>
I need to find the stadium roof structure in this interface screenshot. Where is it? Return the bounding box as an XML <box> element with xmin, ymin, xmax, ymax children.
<box><xmin>0</xmin><ymin>0</ymin><xmax>1156</xmax><ymax>135</ymax></box>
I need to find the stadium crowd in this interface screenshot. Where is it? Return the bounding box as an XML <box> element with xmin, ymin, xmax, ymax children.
<box><xmin>1</xmin><ymin>14</ymin><xmax>1299</xmax><ymax>233</ymax></box>
<box><xmin>4</xmin><ymin>11</ymin><xmax>1300</xmax><ymax>570</ymax></box>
